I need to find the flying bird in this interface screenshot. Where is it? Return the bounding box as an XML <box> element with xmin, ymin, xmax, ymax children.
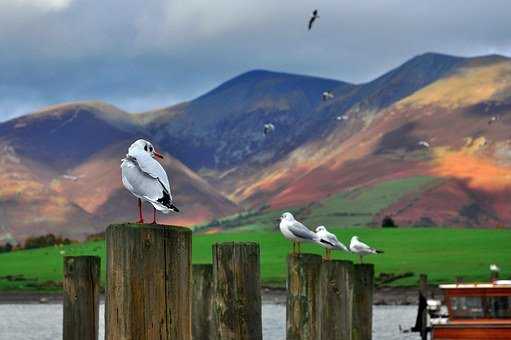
<box><xmin>490</xmin><ymin>264</ymin><xmax>500</xmax><ymax>272</ymax></box>
<box><xmin>418</xmin><ymin>140</ymin><xmax>430</xmax><ymax>148</ymax></box>
<box><xmin>488</xmin><ymin>116</ymin><xmax>500</xmax><ymax>125</ymax></box>
<box><xmin>322</xmin><ymin>91</ymin><xmax>334</xmax><ymax>101</ymax></box>
<box><xmin>315</xmin><ymin>225</ymin><xmax>349</xmax><ymax>260</ymax></box>
<box><xmin>349</xmin><ymin>236</ymin><xmax>383</xmax><ymax>263</ymax></box>
<box><xmin>264</xmin><ymin>123</ymin><xmax>275</xmax><ymax>136</ymax></box>
<box><xmin>278</xmin><ymin>212</ymin><xmax>318</xmax><ymax>255</ymax></box>
<box><xmin>336</xmin><ymin>115</ymin><xmax>349</xmax><ymax>121</ymax></box>
<box><xmin>308</xmin><ymin>10</ymin><xmax>319</xmax><ymax>30</ymax></box>
<box><xmin>121</xmin><ymin>139</ymin><xmax>179</xmax><ymax>224</ymax></box>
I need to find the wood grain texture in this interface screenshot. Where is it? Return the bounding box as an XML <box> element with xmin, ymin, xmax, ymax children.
<box><xmin>317</xmin><ymin>260</ymin><xmax>354</xmax><ymax>340</ymax></box>
<box><xmin>63</xmin><ymin>256</ymin><xmax>100</xmax><ymax>340</ymax></box>
<box><xmin>286</xmin><ymin>254</ymin><xmax>322</xmax><ymax>340</ymax></box>
<box><xmin>192</xmin><ymin>264</ymin><xmax>216</xmax><ymax>340</ymax></box>
<box><xmin>352</xmin><ymin>264</ymin><xmax>374</xmax><ymax>340</ymax></box>
<box><xmin>213</xmin><ymin>242</ymin><xmax>262</xmax><ymax>340</ymax></box>
<box><xmin>105</xmin><ymin>223</ymin><xmax>192</xmax><ymax>340</ymax></box>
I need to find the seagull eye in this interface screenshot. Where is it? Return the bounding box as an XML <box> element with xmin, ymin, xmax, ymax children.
<box><xmin>149</xmin><ymin>146</ymin><xmax>153</xmax><ymax>152</ymax></box>
<box><xmin>144</xmin><ymin>145</ymin><xmax>148</xmax><ymax>151</ymax></box>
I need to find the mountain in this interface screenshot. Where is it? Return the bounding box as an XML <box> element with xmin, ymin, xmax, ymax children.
<box><xmin>1</xmin><ymin>52</ymin><xmax>511</xmax><ymax>243</ymax></box>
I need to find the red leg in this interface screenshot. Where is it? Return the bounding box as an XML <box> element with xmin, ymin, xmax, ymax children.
<box><xmin>151</xmin><ymin>207</ymin><xmax>157</xmax><ymax>224</ymax></box>
<box><xmin>137</xmin><ymin>198</ymin><xmax>144</xmax><ymax>224</ymax></box>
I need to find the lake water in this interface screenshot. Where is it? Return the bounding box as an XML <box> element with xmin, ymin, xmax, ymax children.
<box><xmin>0</xmin><ymin>303</ymin><xmax>420</xmax><ymax>340</ymax></box>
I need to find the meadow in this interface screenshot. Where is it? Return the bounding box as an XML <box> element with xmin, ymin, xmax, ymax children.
<box><xmin>1</xmin><ymin>227</ymin><xmax>510</xmax><ymax>291</ymax></box>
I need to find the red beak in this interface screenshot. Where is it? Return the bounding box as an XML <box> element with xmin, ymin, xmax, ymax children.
<box><xmin>153</xmin><ymin>151</ymin><xmax>164</xmax><ymax>159</ymax></box>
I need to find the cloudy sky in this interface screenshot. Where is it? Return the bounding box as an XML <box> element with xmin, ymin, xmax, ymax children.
<box><xmin>0</xmin><ymin>0</ymin><xmax>509</xmax><ymax>120</ymax></box>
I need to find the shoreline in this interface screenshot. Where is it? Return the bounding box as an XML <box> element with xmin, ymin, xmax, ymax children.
<box><xmin>0</xmin><ymin>286</ymin><xmax>441</xmax><ymax>305</ymax></box>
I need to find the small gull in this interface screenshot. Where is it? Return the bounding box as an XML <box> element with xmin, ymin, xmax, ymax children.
<box><xmin>490</xmin><ymin>264</ymin><xmax>500</xmax><ymax>272</ymax></box>
<box><xmin>263</xmin><ymin>123</ymin><xmax>275</xmax><ymax>136</ymax></box>
<box><xmin>418</xmin><ymin>140</ymin><xmax>430</xmax><ymax>148</ymax></box>
<box><xmin>308</xmin><ymin>10</ymin><xmax>319</xmax><ymax>30</ymax></box>
<box><xmin>349</xmin><ymin>236</ymin><xmax>383</xmax><ymax>263</ymax></box>
<box><xmin>278</xmin><ymin>212</ymin><xmax>318</xmax><ymax>255</ymax></box>
<box><xmin>121</xmin><ymin>139</ymin><xmax>179</xmax><ymax>224</ymax></box>
<box><xmin>488</xmin><ymin>116</ymin><xmax>499</xmax><ymax>125</ymax></box>
<box><xmin>336</xmin><ymin>115</ymin><xmax>349</xmax><ymax>121</ymax></box>
<box><xmin>322</xmin><ymin>91</ymin><xmax>334</xmax><ymax>101</ymax></box>
<box><xmin>315</xmin><ymin>225</ymin><xmax>349</xmax><ymax>260</ymax></box>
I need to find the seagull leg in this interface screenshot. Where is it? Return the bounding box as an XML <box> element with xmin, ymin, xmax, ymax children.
<box><xmin>326</xmin><ymin>249</ymin><xmax>331</xmax><ymax>261</ymax></box>
<box><xmin>292</xmin><ymin>242</ymin><xmax>297</xmax><ymax>256</ymax></box>
<box><xmin>151</xmin><ymin>207</ymin><xmax>157</xmax><ymax>224</ymax></box>
<box><xmin>297</xmin><ymin>242</ymin><xmax>301</xmax><ymax>254</ymax></box>
<box><xmin>359</xmin><ymin>255</ymin><xmax>363</xmax><ymax>264</ymax></box>
<box><xmin>137</xmin><ymin>198</ymin><xmax>144</xmax><ymax>224</ymax></box>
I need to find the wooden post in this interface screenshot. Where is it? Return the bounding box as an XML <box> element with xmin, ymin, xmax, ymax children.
<box><xmin>286</xmin><ymin>254</ymin><xmax>322</xmax><ymax>340</ymax></box>
<box><xmin>193</xmin><ymin>264</ymin><xmax>216</xmax><ymax>340</ymax></box>
<box><xmin>352</xmin><ymin>264</ymin><xmax>374</xmax><ymax>340</ymax></box>
<box><xmin>63</xmin><ymin>256</ymin><xmax>100</xmax><ymax>340</ymax></box>
<box><xmin>105</xmin><ymin>223</ymin><xmax>192</xmax><ymax>340</ymax></box>
<box><xmin>418</xmin><ymin>274</ymin><xmax>428</xmax><ymax>340</ymax></box>
<box><xmin>317</xmin><ymin>260</ymin><xmax>354</xmax><ymax>340</ymax></box>
<box><xmin>213</xmin><ymin>242</ymin><xmax>262</xmax><ymax>340</ymax></box>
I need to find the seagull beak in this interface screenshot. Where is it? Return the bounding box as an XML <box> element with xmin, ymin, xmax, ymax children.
<box><xmin>153</xmin><ymin>151</ymin><xmax>164</xmax><ymax>159</ymax></box>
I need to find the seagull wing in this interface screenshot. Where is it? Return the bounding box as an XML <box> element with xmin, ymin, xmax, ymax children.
<box><xmin>308</xmin><ymin>16</ymin><xmax>315</xmax><ymax>30</ymax></box>
<box><xmin>289</xmin><ymin>221</ymin><xmax>317</xmax><ymax>241</ymax></box>
<box><xmin>129</xmin><ymin>150</ymin><xmax>171</xmax><ymax>198</ymax></box>
<box><xmin>325</xmin><ymin>233</ymin><xmax>348</xmax><ymax>251</ymax></box>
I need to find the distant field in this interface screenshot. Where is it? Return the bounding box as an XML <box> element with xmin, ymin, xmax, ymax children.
<box><xmin>1</xmin><ymin>227</ymin><xmax>510</xmax><ymax>291</ymax></box>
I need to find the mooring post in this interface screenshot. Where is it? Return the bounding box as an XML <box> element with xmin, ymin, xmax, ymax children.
<box><xmin>213</xmin><ymin>242</ymin><xmax>262</xmax><ymax>340</ymax></box>
<box><xmin>317</xmin><ymin>260</ymin><xmax>354</xmax><ymax>340</ymax></box>
<box><xmin>286</xmin><ymin>254</ymin><xmax>322</xmax><ymax>340</ymax></box>
<box><xmin>105</xmin><ymin>223</ymin><xmax>192</xmax><ymax>340</ymax></box>
<box><xmin>418</xmin><ymin>274</ymin><xmax>428</xmax><ymax>340</ymax></box>
<box><xmin>192</xmin><ymin>264</ymin><xmax>216</xmax><ymax>340</ymax></box>
<box><xmin>63</xmin><ymin>256</ymin><xmax>100</xmax><ymax>340</ymax></box>
<box><xmin>352</xmin><ymin>264</ymin><xmax>374</xmax><ymax>340</ymax></box>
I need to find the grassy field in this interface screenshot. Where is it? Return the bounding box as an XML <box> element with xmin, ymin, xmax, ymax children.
<box><xmin>1</xmin><ymin>227</ymin><xmax>510</xmax><ymax>291</ymax></box>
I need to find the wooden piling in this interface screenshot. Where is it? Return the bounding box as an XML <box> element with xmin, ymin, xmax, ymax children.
<box><xmin>418</xmin><ymin>274</ymin><xmax>428</xmax><ymax>340</ymax></box>
<box><xmin>213</xmin><ymin>242</ymin><xmax>262</xmax><ymax>340</ymax></box>
<box><xmin>352</xmin><ymin>264</ymin><xmax>374</xmax><ymax>340</ymax></box>
<box><xmin>63</xmin><ymin>256</ymin><xmax>100</xmax><ymax>340</ymax></box>
<box><xmin>286</xmin><ymin>254</ymin><xmax>322</xmax><ymax>340</ymax></box>
<box><xmin>193</xmin><ymin>264</ymin><xmax>216</xmax><ymax>340</ymax></box>
<box><xmin>317</xmin><ymin>260</ymin><xmax>354</xmax><ymax>340</ymax></box>
<box><xmin>105</xmin><ymin>223</ymin><xmax>192</xmax><ymax>340</ymax></box>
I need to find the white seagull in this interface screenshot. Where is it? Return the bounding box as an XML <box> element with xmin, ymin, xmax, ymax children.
<box><xmin>418</xmin><ymin>140</ymin><xmax>430</xmax><ymax>148</ymax></box>
<box><xmin>336</xmin><ymin>115</ymin><xmax>349</xmax><ymax>121</ymax></box>
<box><xmin>264</xmin><ymin>123</ymin><xmax>275</xmax><ymax>136</ymax></box>
<box><xmin>278</xmin><ymin>212</ymin><xmax>318</xmax><ymax>255</ymax></box>
<box><xmin>490</xmin><ymin>264</ymin><xmax>500</xmax><ymax>272</ymax></box>
<box><xmin>315</xmin><ymin>226</ymin><xmax>349</xmax><ymax>260</ymax></box>
<box><xmin>322</xmin><ymin>91</ymin><xmax>334</xmax><ymax>101</ymax></box>
<box><xmin>121</xmin><ymin>139</ymin><xmax>179</xmax><ymax>224</ymax></box>
<box><xmin>349</xmin><ymin>236</ymin><xmax>383</xmax><ymax>263</ymax></box>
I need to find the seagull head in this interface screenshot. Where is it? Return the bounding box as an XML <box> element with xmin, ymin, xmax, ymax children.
<box><xmin>315</xmin><ymin>225</ymin><xmax>326</xmax><ymax>232</ymax></box>
<box><xmin>129</xmin><ymin>139</ymin><xmax>164</xmax><ymax>159</ymax></box>
<box><xmin>351</xmin><ymin>236</ymin><xmax>359</xmax><ymax>242</ymax></box>
<box><xmin>280</xmin><ymin>212</ymin><xmax>294</xmax><ymax>222</ymax></box>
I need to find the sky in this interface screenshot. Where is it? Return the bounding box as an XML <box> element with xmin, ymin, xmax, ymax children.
<box><xmin>0</xmin><ymin>0</ymin><xmax>510</xmax><ymax>120</ymax></box>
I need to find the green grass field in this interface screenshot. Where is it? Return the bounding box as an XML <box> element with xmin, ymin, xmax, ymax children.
<box><xmin>1</xmin><ymin>227</ymin><xmax>510</xmax><ymax>291</ymax></box>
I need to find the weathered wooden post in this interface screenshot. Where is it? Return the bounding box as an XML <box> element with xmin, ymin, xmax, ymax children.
<box><xmin>213</xmin><ymin>242</ymin><xmax>262</xmax><ymax>340</ymax></box>
<box><xmin>418</xmin><ymin>274</ymin><xmax>428</xmax><ymax>340</ymax></box>
<box><xmin>105</xmin><ymin>223</ymin><xmax>192</xmax><ymax>340</ymax></box>
<box><xmin>352</xmin><ymin>264</ymin><xmax>374</xmax><ymax>340</ymax></box>
<box><xmin>193</xmin><ymin>264</ymin><xmax>216</xmax><ymax>340</ymax></box>
<box><xmin>63</xmin><ymin>256</ymin><xmax>100</xmax><ymax>340</ymax></box>
<box><xmin>317</xmin><ymin>260</ymin><xmax>354</xmax><ymax>340</ymax></box>
<box><xmin>286</xmin><ymin>254</ymin><xmax>322</xmax><ymax>340</ymax></box>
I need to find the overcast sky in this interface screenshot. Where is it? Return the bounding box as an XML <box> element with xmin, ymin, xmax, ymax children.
<box><xmin>0</xmin><ymin>0</ymin><xmax>510</xmax><ymax>120</ymax></box>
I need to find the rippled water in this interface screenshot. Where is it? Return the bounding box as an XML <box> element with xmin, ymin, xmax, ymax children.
<box><xmin>0</xmin><ymin>303</ymin><xmax>420</xmax><ymax>340</ymax></box>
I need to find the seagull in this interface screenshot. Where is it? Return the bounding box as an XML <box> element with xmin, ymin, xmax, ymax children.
<box><xmin>322</xmin><ymin>91</ymin><xmax>334</xmax><ymax>101</ymax></box>
<box><xmin>278</xmin><ymin>212</ymin><xmax>318</xmax><ymax>255</ymax></box>
<box><xmin>336</xmin><ymin>115</ymin><xmax>349</xmax><ymax>121</ymax></box>
<box><xmin>349</xmin><ymin>236</ymin><xmax>383</xmax><ymax>263</ymax></box>
<box><xmin>490</xmin><ymin>264</ymin><xmax>500</xmax><ymax>272</ymax></box>
<box><xmin>488</xmin><ymin>116</ymin><xmax>499</xmax><ymax>125</ymax></box>
<box><xmin>121</xmin><ymin>139</ymin><xmax>179</xmax><ymax>224</ymax></box>
<box><xmin>308</xmin><ymin>9</ymin><xmax>319</xmax><ymax>30</ymax></box>
<box><xmin>315</xmin><ymin>226</ymin><xmax>349</xmax><ymax>260</ymax></box>
<box><xmin>263</xmin><ymin>123</ymin><xmax>275</xmax><ymax>136</ymax></box>
<box><xmin>418</xmin><ymin>140</ymin><xmax>430</xmax><ymax>148</ymax></box>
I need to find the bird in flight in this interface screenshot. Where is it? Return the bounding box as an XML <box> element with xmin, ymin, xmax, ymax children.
<box><xmin>121</xmin><ymin>139</ymin><xmax>179</xmax><ymax>224</ymax></box>
<box><xmin>263</xmin><ymin>123</ymin><xmax>275</xmax><ymax>136</ymax></box>
<box><xmin>308</xmin><ymin>9</ymin><xmax>319</xmax><ymax>30</ymax></box>
<box><xmin>322</xmin><ymin>91</ymin><xmax>334</xmax><ymax>101</ymax></box>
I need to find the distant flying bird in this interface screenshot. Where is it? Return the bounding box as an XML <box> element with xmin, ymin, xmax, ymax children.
<box><xmin>263</xmin><ymin>123</ymin><xmax>275</xmax><ymax>136</ymax></box>
<box><xmin>315</xmin><ymin>225</ymin><xmax>349</xmax><ymax>260</ymax></box>
<box><xmin>336</xmin><ymin>115</ymin><xmax>349</xmax><ymax>121</ymax></box>
<box><xmin>278</xmin><ymin>212</ymin><xmax>318</xmax><ymax>255</ymax></box>
<box><xmin>418</xmin><ymin>140</ymin><xmax>430</xmax><ymax>148</ymax></box>
<box><xmin>490</xmin><ymin>264</ymin><xmax>500</xmax><ymax>272</ymax></box>
<box><xmin>488</xmin><ymin>116</ymin><xmax>500</xmax><ymax>125</ymax></box>
<box><xmin>308</xmin><ymin>10</ymin><xmax>319</xmax><ymax>30</ymax></box>
<box><xmin>121</xmin><ymin>139</ymin><xmax>179</xmax><ymax>224</ymax></box>
<box><xmin>322</xmin><ymin>91</ymin><xmax>334</xmax><ymax>101</ymax></box>
<box><xmin>349</xmin><ymin>236</ymin><xmax>383</xmax><ymax>263</ymax></box>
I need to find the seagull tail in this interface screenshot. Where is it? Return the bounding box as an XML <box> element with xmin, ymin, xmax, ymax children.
<box><xmin>168</xmin><ymin>204</ymin><xmax>180</xmax><ymax>213</ymax></box>
<box><xmin>375</xmin><ymin>249</ymin><xmax>384</xmax><ymax>254</ymax></box>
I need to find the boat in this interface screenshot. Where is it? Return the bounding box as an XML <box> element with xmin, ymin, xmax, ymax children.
<box><xmin>432</xmin><ymin>280</ymin><xmax>511</xmax><ymax>339</ymax></box>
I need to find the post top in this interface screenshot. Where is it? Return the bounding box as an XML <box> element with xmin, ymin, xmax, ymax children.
<box><xmin>107</xmin><ymin>223</ymin><xmax>191</xmax><ymax>234</ymax></box>
<box><xmin>213</xmin><ymin>241</ymin><xmax>259</xmax><ymax>247</ymax></box>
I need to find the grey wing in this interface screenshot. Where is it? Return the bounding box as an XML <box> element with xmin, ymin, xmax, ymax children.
<box><xmin>131</xmin><ymin>151</ymin><xmax>171</xmax><ymax>197</ymax></box>
<box><xmin>352</xmin><ymin>241</ymin><xmax>373</xmax><ymax>253</ymax></box>
<box><xmin>326</xmin><ymin>234</ymin><xmax>348</xmax><ymax>251</ymax></box>
<box><xmin>121</xmin><ymin>159</ymin><xmax>166</xmax><ymax>202</ymax></box>
<box><xmin>289</xmin><ymin>221</ymin><xmax>317</xmax><ymax>240</ymax></box>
